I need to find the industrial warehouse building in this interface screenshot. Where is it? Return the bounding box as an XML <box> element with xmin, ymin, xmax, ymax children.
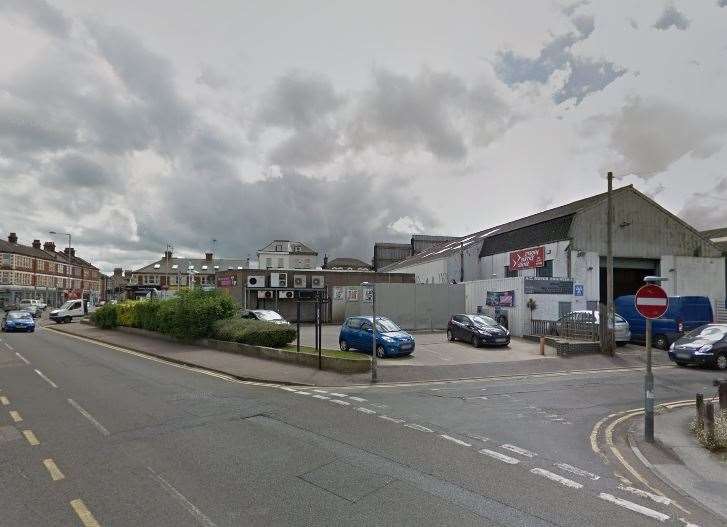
<box><xmin>383</xmin><ymin>185</ymin><xmax>726</xmax><ymax>336</ymax></box>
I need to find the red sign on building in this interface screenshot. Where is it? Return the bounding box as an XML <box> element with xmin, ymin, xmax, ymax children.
<box><xmin>509</xmin><ymin>246</ymin><xmax>545</xmax><ymax>271</ymax></box>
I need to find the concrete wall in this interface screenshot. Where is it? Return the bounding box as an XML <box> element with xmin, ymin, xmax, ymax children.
<box><xmin>478</xmin><ymin>240</ymin><xmax>570</xmax><ymax>280</ymax></box>
<box><xmin>389</xmin><ymin>258</ymin><xmax>450</xmax><ymax>284</ymax></box>
<box><xmin>660</xmin><ymin>255</ymin><xmax>726</xmax><ymax>312</ymax></box>
<box><xmin>570</xmin><ymin>251</ymin><xmax>600</xmax><ymax>306</ymax></box>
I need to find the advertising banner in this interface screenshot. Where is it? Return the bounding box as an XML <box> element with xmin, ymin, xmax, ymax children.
<box><xmin>486</xmin><ymin>290</ymin><xmax>515</xmax><ymax>307</ymax></box>
<box><xmin>509</xmin><ymin>246</ymin><xmax>545</xmax><ymax>271</ymax></box>
<box><xmin>524</xmin><ymin>277</ymin><xmax>573</xmax><ymax>295</ymax></box>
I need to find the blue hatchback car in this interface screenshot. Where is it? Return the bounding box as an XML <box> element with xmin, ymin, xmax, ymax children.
<box><xmin>2</xmin><ymin>310</ymin><xmax>36</xmax><ymax>332</ymax></box>
<box><xmin>339</xmin><ymin>316</ymin><xmax>415</xmax><ymax>358</ymax></box>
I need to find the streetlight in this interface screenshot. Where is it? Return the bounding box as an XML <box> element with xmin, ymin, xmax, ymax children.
<box><xmin>49</xmin><ymin>231</ymin><xmax>72</xmax><ymax>303</ymax></box>
<box><xmin>361</xmin><ymin>281</ymin><xmax>378</xmax><ymax>383</ymax></box>
<box><xmin>642</xmin><ymin>275</ymin><xmax>668</xmax><ymax>443</ymax></box>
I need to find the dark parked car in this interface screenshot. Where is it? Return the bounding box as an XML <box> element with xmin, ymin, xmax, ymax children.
<box><xmin>339</xmin><ymin>316</ymin><xmax>415</xmax><ymax>358</ymax></box>
<box><xmin>1</xmin><ymin>310</ymin><xmax>36</xmax><ymax>332</ymax></box>
<box><xmin>240</xmin><ymin>309</ymin><xmax>289</xmax><ymax>325</ymax></box>
<box><xmin>447</xmin><ymin>314</ymin><xmax>510</xmax><ymax>347</ymax></box>
<box><xmin>668</xmin><ymin>324</ymin><xmax>727</xmax><ymax>370</ymax></box>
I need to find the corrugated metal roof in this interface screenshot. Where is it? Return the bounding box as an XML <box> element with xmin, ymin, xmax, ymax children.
<box><xmin>479</xmin><ymin>215</ymin><xmax>574</xmax><ymax>257</ymax></box>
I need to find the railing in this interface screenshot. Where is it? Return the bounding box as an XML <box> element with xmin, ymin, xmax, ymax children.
<box><xmin>530</xmin><ymin>314</ymin><xmax>599</xmax><ymax>342</ymax></box>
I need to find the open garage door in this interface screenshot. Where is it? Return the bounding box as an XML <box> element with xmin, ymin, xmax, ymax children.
<box><xmin>599</xmin><ymin>258</ymin><xmax>658</xmax><ymax>302</ymax></box>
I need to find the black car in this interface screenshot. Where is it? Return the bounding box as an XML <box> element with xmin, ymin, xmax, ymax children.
<box><xmin>447</xmin><ymin>314</ymin><xmax>510</xmax><ymax>347</ymax></box>
<box><xmin>668</xmin><ymin>324</ymin><xmax>727</xmax><ymax>370</ymax></box>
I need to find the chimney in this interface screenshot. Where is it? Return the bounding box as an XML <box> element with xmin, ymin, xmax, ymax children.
<box><xmin>124</xmin><ymin>270</ymin><xmax>132</xmax><ymax>278</ymax></box>
<box><xmin>113</xmin><ymin>267</ymin><xmax>123</xmax><ymax>276</ymax></box>
<box><xmin>64</xmin><ymin>247</ymin><xmax>75</xmax><ymax>257</ymax></box>
<box><xmin>323</xmin><ymin>253</ymin><xmax>329</xmax><ymax>268</ymax></box>
<box><xmin>32</xmin><ymin>239</ymin><xmax>41</xmax><ymax>249</ymax></box>
<box><xmin>44</xmin><ymin>241</ymin><xmax>56</xmax><ymax>253</ymax></box>
<box><xmin>8</xmin><ymin>233</ymin><xmax>17</xmax><ymax>244</ymax></box>
<box><xmin>205</xmin><ymin>252</ymin><xmax>213</xmax><ymax>262</ymax></box>
<box><xmin>163</xmin><ymin>250</ymin><xmax>173</xmax><ymax>260</ymax></box>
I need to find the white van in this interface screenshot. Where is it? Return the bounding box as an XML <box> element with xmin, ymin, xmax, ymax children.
<box><xmin>49</xmin><ymin>299</ymin><xmax>95</xmax><ymax>323</ymax></box>
<box><xmin>18</xmin><ymin>299</ymin><xmax>47</xmax><ymax>310</ymax></box>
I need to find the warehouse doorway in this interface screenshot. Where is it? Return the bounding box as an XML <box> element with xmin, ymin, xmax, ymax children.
<box><xmin>599</xmin><ymin>258</ymin><xmax>658</xmax><ymax>302</ymax></box>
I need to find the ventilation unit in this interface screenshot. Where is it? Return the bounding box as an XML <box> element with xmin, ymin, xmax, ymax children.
<box><xmin>278</xmin><ymin>290</ymin><xmax>294</xmax><ymax>299</ymax></box>
<box><xmin>257</xmin><ymin>290</ymin><xmax>274</xmax><ymax>299</ymax></box>
<box><xmin>270</xmin><ymin>272</ymin><xmax>288</xmax><ymax>288</ymax></box>
<box><xmin>293</xmin><ymin>275</ymin><xmax>306</xmax><ymax>288</ymax></box>
<box><xmin>311</xmin><ymin>275</ymin><xmax>325</xmax><ymax>288</ymax></box>
<box><xmin>247</xmin><ymin>275</ymin><xmax>265</xmax><ymax>288</ymax></box>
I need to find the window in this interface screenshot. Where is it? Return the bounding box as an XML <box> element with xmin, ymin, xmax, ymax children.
<box><xmin>277</xmin><ymin>258</ymin><xmax>283</xmax><ymax>268</ymax></box>
<box><xmin>504</xmin><ymin>266</ymin><xmax>518</xmax><ymax>278</ymax></box>
<box><xmin>536</xmin><ymin>260</ymin><xmax>553</xmax><ymax>277</ymax></box>
<box><xmin>347</xmin><ymin>318</ymin><xmax>363</xmax><ymax>329</ymax></box>
<box><xmin>265</xmin><ymin>257</ymin><xmax>272</xmax><ymax>269</ymax></box>
<box><xmin>2</xmin><ymin>253</ymin><xmax>11</xmax><ymax>265</ymax></box>
<box><xmin>304</xmin><ymin>258</ymin><xmax>311</xmax><ymax>268</ymax></box>
<box><xmin>274</xmin><ymin>244</ymin><xmax>283</xmax><ymax>252</ymax></box>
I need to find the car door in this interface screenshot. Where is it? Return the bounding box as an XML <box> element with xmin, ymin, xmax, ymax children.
<box><xmin>359</xmin><ymin>320</ymin><xmax>374</xmax><ymax>352</ymax></box>
<box><xmin>344</xmin><ymin>318</ymin><xmax>362</xmax><ymax>349</ymax></box>
<box><xmin>452</xmin><ymin>315</ymin><xmax>466</xmax><ymax>339</ymax></box>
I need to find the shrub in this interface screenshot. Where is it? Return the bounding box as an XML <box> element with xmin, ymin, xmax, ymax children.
<box><xmin>213</xmin><ymin>318</ymin><xmax>296</xmax><ymax>348</ymax></box>
<box><xmin>116</xmin><ymin>301</ymin><xmax>140</xmax><ymax>328</ymax></box>
<box><xmin>156</xmin><ymin>297</ymin><xmax>180</xmax><ymax>335</ymax></box>
<box><xmin>691</xmin><ymin>413</ymin><xmax>727</xmax><ymax>451</ymax></box>
<box><xmin>170</xmin><ymin>289</ymin><xmax>238</xmax><ymax>340</ymax></box>
<box><xmin>135</xmin><ymin>300</ymin><xmax>162</xmax><ymax>331</ymax></box>
<box><xmin>91</xmin><ymin>304</ymin><xmax>118</xmax><ymax>329</ymax></box>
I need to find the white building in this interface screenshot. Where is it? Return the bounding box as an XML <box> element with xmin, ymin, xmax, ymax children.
<box><xmin>258</xmin><ymin>240</ymin><xmax>318</xmax><ymax>270</ymax></box>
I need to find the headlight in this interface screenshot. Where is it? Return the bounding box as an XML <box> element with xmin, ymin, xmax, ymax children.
<box><xmin>669</xmin><ymin>343</ymin><xmax>675</xmax><ymax>351</ymax></box>
<box><xmin>696</xmin><ymin>344</ymin><xmax>713</xmax><ymax>355</ymax></box>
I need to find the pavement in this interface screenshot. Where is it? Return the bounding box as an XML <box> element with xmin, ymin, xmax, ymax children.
<box><xmin>627</xmin><ymin>406</ymin><xmax>727</xmax><ymax>521</ymax></box>
<box><xmin>1</xmin><ymin>324</ymin><xmax>725</xmax><ymax>525</ymax></box>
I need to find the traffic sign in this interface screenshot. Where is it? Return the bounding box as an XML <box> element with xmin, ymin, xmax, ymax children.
<box><xmin>635</xmin><ymin>284</ymin><xmax>668</xmax><ymax>319</ymax></box>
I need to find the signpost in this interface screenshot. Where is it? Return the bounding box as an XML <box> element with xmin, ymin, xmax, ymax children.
<box><xmin>635</xmin><ymin>280</ymin><xmax>669</xmax><ymax>443</ymax></box>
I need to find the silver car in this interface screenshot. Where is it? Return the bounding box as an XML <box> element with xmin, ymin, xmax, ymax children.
<box><xmin>556</xmin><ymin>310</ymin><xmax>631</xmax><ymax>345</ymax></box>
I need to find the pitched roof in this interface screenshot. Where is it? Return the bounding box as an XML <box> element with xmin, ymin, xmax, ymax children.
<box><xmin>480</xmin><ymin>215</ymin><xmax>574</xmax><ymax>257</ymax></box>
<box><xmin>383</xmin><ymin>185</ymin><xmax>633</xmax><ymax>270</ymax></box>
<box><xmin>701</xmin><ymin>227</ymin><xmax>727</xmax><ymax>252</ymax></box>
<box><xmin>0</xmin><ymin>239</ymin><xmax>55</xmax><ymax>260</ymax></box>
<box><xmin>133</xmin><ymin>257</ymin><xmax>248</xmax><ymax>274</ymax></box>
<box><xmin>259</xmin><ymin>240</ymin><xmax>317</xmax><ymax>254</ymax></box>
<box><xmin>326</xmin><ymin>257</ymin><xmax>371</xmax><ymax>269</ymax></box>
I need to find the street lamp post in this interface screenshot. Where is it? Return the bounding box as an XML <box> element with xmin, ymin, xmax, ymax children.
<box><xmin>362</xmin><ymin>281</ymin><xmax>378</xmax><ymax>383</ymax></box>
<box><xmin>49</xmin><ymin>231</ymin><xmax>71</xmax><ymax>302</ymax></box>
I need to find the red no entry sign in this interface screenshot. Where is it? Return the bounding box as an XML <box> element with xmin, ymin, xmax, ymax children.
<box><xmin>635</xmin><ymin>284</ymin><xmax>668</xmax><ymax>319</ymax></box>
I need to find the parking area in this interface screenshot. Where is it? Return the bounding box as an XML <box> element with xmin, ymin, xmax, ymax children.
<box><xmin>296</xmin><ymin>324</ymin><xmax>552</xmax><ymax>367</ymax></box>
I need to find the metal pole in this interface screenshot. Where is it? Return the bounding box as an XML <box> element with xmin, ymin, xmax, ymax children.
<box><xmin>371</xmin><ymin>284</ymin><xmax>378</xmax><ymax>383</ymax></box>
<box><xmin>460</xmin><ymin>242</ymin><xmax>464</xmax><ymax>283</ymax></box>
<box><xmin>317</xmin><ymin>295</ymin><xmax>322</xmax><ymax>370</ymax></box>
<box><xmin>296</xmin><ymin>298</ymin><xmax>301</xmax><ymax>353</ymax></box>
<box><xmin>644</xmin><ymin>317</ymin><xmax>654</xmax><ymax>442</ymax></box>
<box><xmin>606</xmin><ymin>172</ymin><xmax>615</xmax><ymax>356</ymax></box>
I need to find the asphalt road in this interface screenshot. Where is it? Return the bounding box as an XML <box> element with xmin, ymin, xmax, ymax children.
<box><xmin>0</xmin><ymin>326</ymin><xmax>723</xmax><ymax>526</ymax></box>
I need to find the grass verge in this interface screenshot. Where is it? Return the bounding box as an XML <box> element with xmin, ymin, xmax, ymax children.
<box><xmin>283</xmin><ymin>345</ymin><xmax>369</xmax><ymax>361</ymax></box>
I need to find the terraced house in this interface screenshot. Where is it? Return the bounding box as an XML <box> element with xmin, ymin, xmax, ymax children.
<box><xmin>0</xmin><ymin>233</ymin><xmax>101</xmax><ymax>308</ymax></box>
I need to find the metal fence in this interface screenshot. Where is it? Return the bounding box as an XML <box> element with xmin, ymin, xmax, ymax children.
<box><xmin>530</xmin><ymin>310</ymin><xmax>600</xmax><ymax>342</ymax></box>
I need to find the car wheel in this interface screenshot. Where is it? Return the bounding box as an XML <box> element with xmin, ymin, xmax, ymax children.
<box><xmin>716</xmin><ymin>353</ymin><xmax>727</xmax><ymax>371</ymax></box>
<box><xmin>447</xmin><ymin>329</ymin><xmax>455</xmax><ymax>342</ymax></box>
<box><xmin>339</xmin><ymin>340</ymin><xmax>349</xmax><ymax>351</ymax></box>
<box><xmin>64</xmin><ymin>316</ymin><xmax>71</xmax><ymax>324</ymax></box>
<box><xmin>471</xmin><ymin>334</ymin><xmax>480</xmax><ymax>348</ymax></box>
<box><xmin>653</xmin><ymin>334</ymin><xmax>669</xmax><ymax>350</ymax></box>
<box><xmin>675</xmin><ymin>361</ymin><xmax>687</xmax><ymax>367</ymax></box>
<box><xmin>376</xmin><ymin>345</ymin><xmax>386</xmax><ymax>358</ymax></box>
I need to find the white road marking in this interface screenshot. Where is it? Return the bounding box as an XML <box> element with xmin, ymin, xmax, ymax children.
<box><xmin>599</xmin><ymin>493</ymin><xmax>670</xmax><ymax>522</ymax></box>
<box><xmin>467</xmin><ymin>434</ymin><xmax>490</xmax><ymax>443</ymax></box>
<box><xmin>679</xmin><ymin>517</ymin><xmax>700</xmax><ymax>527</ymax></box>
<box><xmin>34</xmin><ymin>369</ymin><xmax>58</xmax><ymax>388</ymax></box>
<box><xmin>618</xmin><ymin>485</ymin><xmax>672</xmax><ymax>505</ymax></box>
<box><xmin>295</xmin><ymin>391</ymin><xmax>311</xmax><ymax>396</ymax></box>
<box><xmin>311</xmin><ymin>394</ymin><xmax>329</xmax><ymax>400</ymax></box>
<box><xmin>404</xmin><ymin>423</ymin><xmax>433</xmax><ymax>432</ymax></box>
<box><xmin>553</xmin><ymin>463</ymin><xmax>600</xmax><ymax>481</ymax></box>
<box><xmin>356</xmin><ymin>407</ymin><xmax>376</xmax><ymax>414</ymax></box>
<box><xmin>630</xmin><ymin>445</ymin><xmax>652</xmax><ymax>468</ymax></box>
<box><xmin>440</xmin><ymin>434</ymin><xmax>472</xmax><ymax>447</ymax></box>
<box><xmin>500</xmin><ymin>444</ymin><xmax>537</xmax><ymax>458</ymax></box>
<box><xmin>67</xmin><ymin>399</ymin><xmax>110</xmax><ymax>436</ymax></box>
<box><xmin>331</xmin><ymin>399</ymin><xmax>350</xmax><ymax>406</ymax></box>
<box><xmin>530</xmin><ymin>468</ymin><xmax>583</xmax><ymax>489</ymax></box>
<box><xmin>280</xmin><ymin>387</ymin><xmax>299</xmax><ymax>392</ymax></box>
<box><xmin>312</xmin><ymin>389</ymin><xmax>328</xmax><ymax>393</ymax></box>
<box><xmin>479</xmin><ymin>448</ymin><xmax>519</xmax><ymax>464</ymax></box>
<box><xmin>329</xmin><ymin>392</ymin><xmax>347</xmax><ymax>398</ymax></box>
<box><xmin>15</xmin><ymin>352</ymin><xmax>30</xmax><ymax>364</ymax></box>
<box><xmin>4</xmin><ymin>342</ymin><xmax>13</xmax><ymax>350</ymax></box>
<box><xmin>379</xmin><ymin>415</ymin><xmax>405</xmax><ymax>423</ymax></box>
<box><xmin>348</xmin><ymin>396</ymin><xmax>366</xmax><ymax>402</ymax></box>
<box><xmin>148</xmin><ymin>467</ymin><xmax>217</xmax><ymax>527</ymax></box>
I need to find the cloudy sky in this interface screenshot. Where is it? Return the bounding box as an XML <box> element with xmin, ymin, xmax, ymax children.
<box><xmin>1</xmin><ymin>0</ymin><xmax>726</xmax><ymax>273</ymax></box>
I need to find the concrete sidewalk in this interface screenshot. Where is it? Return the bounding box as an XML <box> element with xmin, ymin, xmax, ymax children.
<box><xmin>629</xmin><ymin>406</ymin><xmax>727</xmax><ymax>522</ymax></box>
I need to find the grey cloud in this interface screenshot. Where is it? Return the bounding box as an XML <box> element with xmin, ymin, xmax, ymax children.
<box><xmin>720</xmin><ymin>0</ymin><xmax>727</xmax><ymax>7</ymax></box>
<box><xmin>494</xmin><ymin>15</ymin><xmax>625</xmax><ymax>105</ymax></box>
<box><xmin>627</xmin><ymin>18</ymin><xmax>639</xmax><ymax>29</ymax></box>
<box><xmin>653</xmin><ymin>4</ymin><xmax>690</xmax><ymax>31</ymax></box>
<box><xmin>599</xmin><ymin>97</ymin><xmax>727</xmax><ymax>178</ymax></box>
<box><xmin>268</xmin><ymin>125</ymin><xmax>340</xmax><ymax>167</ymax></box>
<box><xmin>0</xmin><ymin>0</ymin><xmax>70</xmax><ymax>37</ymax></box>
<box><xmin>679</xmin><ymin>179</ymin><xmax>727</xmax><ymax>230</ymax></box>
<box><xmin>195</xmin><ymin>64</ymin><xmax>230</xmax><ymax>89</ymax></box>
<box><xmin>50</xmin><ymin>154</ymin><xmax>118</xmax><ymax>188</ymax></box>
<box><xmin>561</xmin><ymin>0</ymin><xmax>590</xmax><ymax>17</ymax></box>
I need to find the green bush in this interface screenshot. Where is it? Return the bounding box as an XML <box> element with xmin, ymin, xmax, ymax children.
<box><xmin>91</xmin><ymin>304</ymin><xmax>118</xmax><ymax>329</ymax></box>
<box><xmin>213</xmin><ymin>318</ymin><xmax>296</xmax><ymax>348</ymax></box>
<box><xmin>135</xmin><ymin>300</ymin><xmax>161</xmax><ymax>331</ymax></box>
<box><xmin>170</xmin><ymin>289</ymin><xmax>238</xmax><ymax>340</ymax></box>
<box><xmin>156</xmin><ymin>297</ymin><xmax>180</xmax><ymax>335</ymax></box>
<box><xmin>117</xmin><ymin>301</ymin><xmax>140</xmax><ymax>327</ymax></box>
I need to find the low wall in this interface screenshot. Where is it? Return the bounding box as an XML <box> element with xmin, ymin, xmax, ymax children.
<box><xmin>115</xmin><ymin>326</ymin><xmax>370</xmax><ymax>374</ymax></box>
<box><xmin>522</xmin><ymin>335</ymin><xmax>601</xmax><ymax>356</ymax></box>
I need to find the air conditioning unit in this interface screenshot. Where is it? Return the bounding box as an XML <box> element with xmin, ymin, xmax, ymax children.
<box><xmin>311</xmin><ymin>275</ymin><xmax>325</xmax><ymax>288</ymax></box>
<box><xmin>270</xmin><ymin>272</ymin><xmax>288</xmax><ymax>288</ymax></box>
<box><xmin>257</xmin><ymin>290</ymin><xmax>274</xmax><ymax>299</ymax></box>
<box><xmin>247</xmin><ymin>275</ymin><xmax>264</xmax><ymax>288</ymax></box>
<box><xmin>293</xmin><ymin>275</ymin><xmax>306</xmax><ymax>288</ymax></box>
<box><xmin>278</xmin><ymin>290</ymin><xmax>294</xmax><ymax>299</ymax></box>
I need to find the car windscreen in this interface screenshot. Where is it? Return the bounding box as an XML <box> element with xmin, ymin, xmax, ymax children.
<box><xmin>376</xmin><ymin>319</ymin><xmax>400</xmax><ymax>332</ymax></box>
<box><xmin>8</xmin><ymin>312</ymin><xmax>31</xmax><ymax>319</ymax></box>
<box><xmin>471</xmin><ymin>315</ymin><xmax>498</xmax><ymax>327</ymax></box>
<box><xmin>59</xmin><ymin>301</ymin><xmax>75</xmax><ymax>310</ymax></box>
<box><xmin>255</xmin><ymin>311</ymin><xmax>283</xmax><ymax>321</ymax></box>
<box><xmin>683</xmin><ymin>325</ymin><xmax>727</xmax><ymax>342</ymax></box>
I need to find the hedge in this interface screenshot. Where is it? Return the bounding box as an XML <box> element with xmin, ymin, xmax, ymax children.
<box><xmin>90</xmin><ymin>304</ymin><xmax>118</xmax><ymax>329</ymax></box>
<box><xmin>213</xmin><ymin>318</ymin><xmax>296</xmax><ymax>348</ymax></box>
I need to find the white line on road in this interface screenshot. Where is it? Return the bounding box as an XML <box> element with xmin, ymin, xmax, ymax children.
<box><xmin>479</xmin><ymin>448</ymin><xmax>519</xmax><ymax>464</ymax></box>
<box><xmin>553</xmin><ymin>463</ymin><xmax>600</xmax><ymax>481</ymax></box>
<box><xmin>4</xmin><ymin>342</ymin><xmax>13</xmax><ymax>350</ymax></box>
<box><xmin>280</xmin><ymin>387</ymin><xmax>299</xmax><ymax>392</ymax></box>
<box><xmin>311</xmin><ymin>394</ymin><xmax>329</xmax><ymax>400</ymax></box>
<box><xmin>67</xmin><ymin>399</ymin><xmax>110</xmax><ymax>436</ymax></box>
<box><xmin>404</xmin><ymin>423</ymin><xmax>433</xmax><ymax>432</ymax></box>
<box><xmin>378</xmin><ymin>415</ymin><xmax>405</xmax><ymax>423</ymax></box>
<box><xmin>356</xmin><ymin>407</ymin><xmax>376</xmax><ymax>414</ymax></box>
<box><xmin>148</xmin><ymin>467</ymin><xmax>217</xmax><ymax>527</ymax></box>
<box><xmin>15</xmin><ymin>352</ymin><xmax>30</xmax><ymax>364</ymax></box>
<box><xmin>500</xmin><ymin>444</ymin><xmax>537</xmax><ymax>458</ymax></box>
<box><xmin>617</xmin><ymin>485</ymin><xmax>672</xmax><ymax>505</ymax></box>
<box><xmin>329</xmin><ymin>392</ymin><xmax>347</xmax><ymax>398</ymax></box>
<box><xmin>348</xmin><ymin>396</ymin><xmax>366</xmax><ymax>402</ymax></box>
<box><xmin>599</xmin><ymin>493</ymin><xmax>670</xmax><ymax>522</ymax></box>
<box><xmin>440</xmin><ymin>434</ymin><xmax>472</xmax><ymax>447</ymax></box>
<box><xmin>331</xmin><ymin>399</ymin><xmax>350</xmax><ymax>406</ymax></box>
<box><xmin>530</xmin><ymin>468</ymin><xmax>583</xmax><ymax>489</ymax></box>
<box><xmin>34</xmin><ymin>369</ymin><xmax>58</xmax><ymax>388</ymax></box>
<box><xmin>312</xmin><ymin>389</ymin><xmax>328</xmax><ymax>393</ymax></box>
<box><xmin>295</xmin><ymin>391</ymin><xmax>311</xmax><ymax>396</ymax></box>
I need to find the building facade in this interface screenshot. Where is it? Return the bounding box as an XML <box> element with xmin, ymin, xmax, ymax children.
<box><xmin>257</xmin><ymin>240</ymin><xmax>318</xmax><ymax>270</ymax></box>
<box><xmin>373</xmin><ymin>234</ymin><xmax>457</xmax><ymax>271</ymax></box>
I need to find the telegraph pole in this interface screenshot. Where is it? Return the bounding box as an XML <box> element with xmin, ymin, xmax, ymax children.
<box><xmin>606</xmin><ymin>172</ymin><xmax>615</xmax><ymax>356</ymax></box>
